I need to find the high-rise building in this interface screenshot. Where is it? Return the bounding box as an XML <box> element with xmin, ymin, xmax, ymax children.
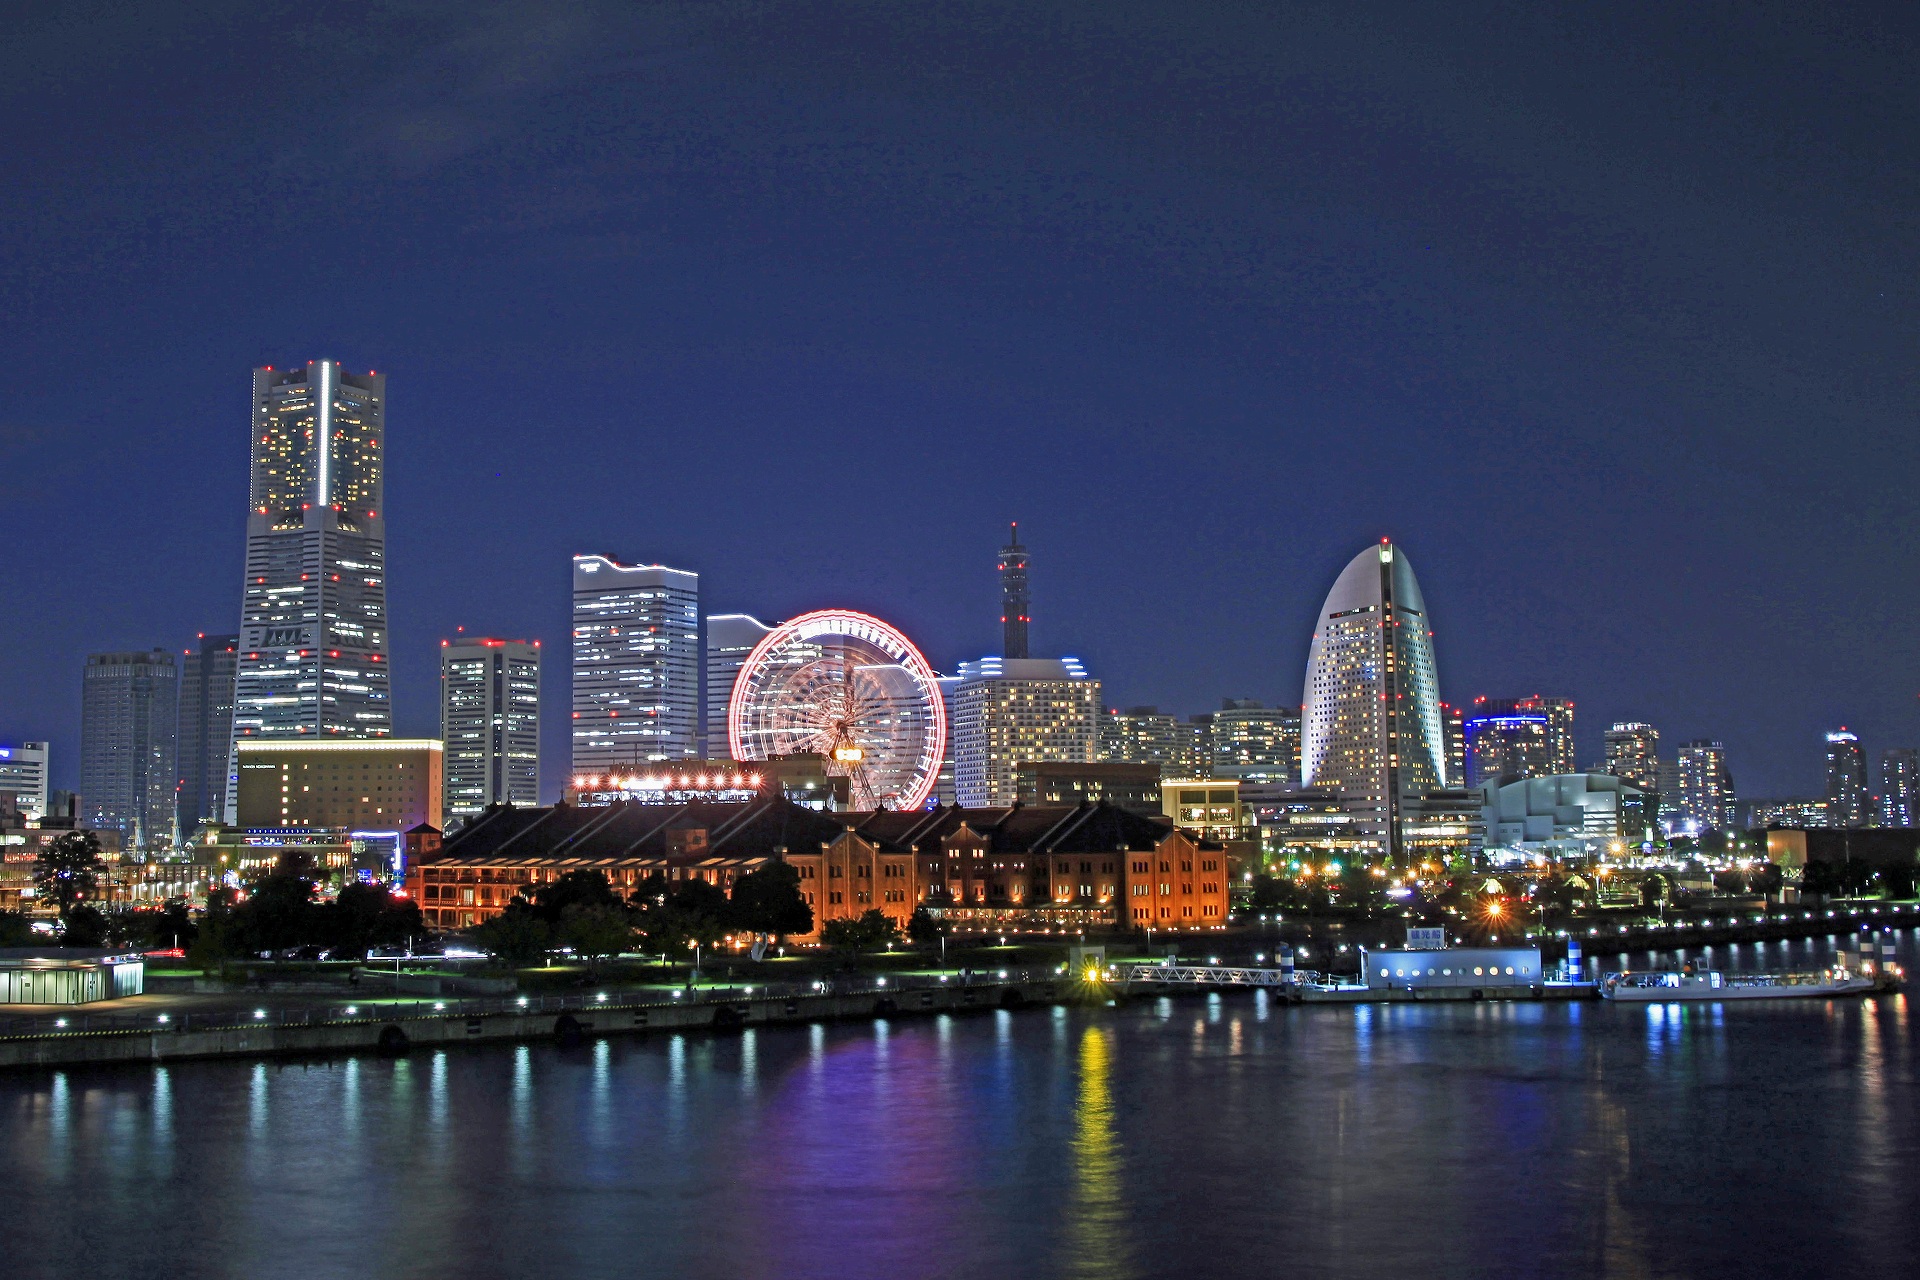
<box><xmin>1440</xmin><ymin>702</ymin><xmax>1467</xmax><ymax>790</ymax></box>
<box><xmin>952</xmin><ymin>657</ymin><xmax>1100</xmax><ymax>807</ymax></box>
<box><xmin>1673</xmin><ymin>740</ymin><xmax>1734</xmax><ymax>833</ymax></box>
<box><xmin>1301</xmin><ymin>541</ymin><xmax>1446</xmax><ymax>859</ymax></box>
<box><xmin>441</xmin><ymin>639</ymin><xmax>540</xmax><ymax>827</ymax></box>
<box><xmin>1824</xmin><ymin>730</ymin><xmax>1869</xmax><ymax>828</ymax></box>
<box><xmin>1175</xmin><ymin>715</ymin><xmax>1215</xmax><ymax>779</ymax></box>
<box><xmin>1463</xmin><ymin>696</ymin><xmax>1574</xmax><ymax>787</ymax></box>
<box><xmin>999</xmin><ymin>522</ymin><xmax>1030</xmax><ymax>660</ymax></box>
<box><xmin>177</xmin><ymin>634</ymin><xmax>238</xmax><ymax>832</ymax></box>
<box><xmin>80</xmin><ymin>651</ymin><xmax>179</xmax><ymax>847</ymax></box>
<box><xmin>1212</xmin><ymin>700</ymin><xmax>1301</xmax><ymax>782</ymax></box>
<box><xmin>1879</xmin><ymin>748</ymin><xmax>1919</xmax><ymax>828</ymax></box>
<box><xmin>234</xmin><ymin>362</ymin><xmax>390</xmax><ymax>742</ymax></box>
<box><xmin>571</xmin><ymin>555</ymin><xmax>699</xmax><ymax>770</ymax></box>
<box><xmin>0</xmin><ymin>743</ymin><xmax>50</xmax><ymax>820</ymax></box>
<box><xmin>703</xmin><ymin>614</ymin><xmax>778</xmax><ymax>758</ymax></box>
<box><xmin>1604</xmin><ymin>722</ymin><xmax>1661</xmax><ymax>794</ymax></box>
<box><xmin>1100</xmin><ymin>706</ymin><xmax>1180</xmax><ymax>767</ymax></box>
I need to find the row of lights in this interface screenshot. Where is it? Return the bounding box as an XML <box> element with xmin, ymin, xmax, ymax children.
<box><xmin>573</xmin><ymin>773</ymin><xmax>763</xmax><ymax>791</ymax></box>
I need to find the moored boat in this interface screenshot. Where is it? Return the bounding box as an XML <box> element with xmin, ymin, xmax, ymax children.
<box><xmin>1598</xmin><ymin>963</ymin><xmax>1897</xmax><ymax>1002</ymax></box>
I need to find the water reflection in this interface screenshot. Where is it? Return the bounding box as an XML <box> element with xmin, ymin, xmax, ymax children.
<box><xmin>1062</xmin><ymin>1025</ymin><xmax>1136</xmax><ymax>1280</ymax></box>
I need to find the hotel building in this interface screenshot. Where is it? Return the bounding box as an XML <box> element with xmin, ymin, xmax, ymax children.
<box><xmin>572</xmin><ymin>556</ymin><xmax>699</xmax><ymax>771</ymax></box>
<box><xmin>441</xmin><ymin>638</ymin><xmax>541</xmax><ymax>828</ymax></box>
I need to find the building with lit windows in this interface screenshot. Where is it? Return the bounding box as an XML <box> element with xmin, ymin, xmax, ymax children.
<box><xmin>235</xmin><ymin>738</ymin><xmax>442</xmax><ymax>833</ymax></box>
<box><xmin>1301</xmin><ymin>540</ymin><xmax>1446</xmax><ymax>860</ymax></box>
<box><xmin>410</xmin><ymin>795</ymin><xmax>1225</xmax><ymax>936</ymax></box>
<box><xmin>1209</xmin><ymin>700</ymin><xmax>1298</xmax><ymax>783</ymax></box>
<box><xmin>952</xmin><ymin>657</ymin><xmax>1100</xmax><ymax>807</ymax></box>
<box><xmin>1673</xmin><ymin>740</ymin><xmax>1734</xmax><ymax>833</ymax></box>
<box><xmin>441</xmin><ymin>638</ymin><xmax>540</xmax><ymax>828</ymax></box>
<box><xmin>1825</xmin><ymin>730</ymin><xmax>1869</xmax><ymax>828</ymax></box>
<box><xmin>0</xmin><ymin>743</ymin><xmax>50</xmax><ymax>821</ymax></box>
<box><xmin>234</xmin><ymin>362</ymin><xmax>391</xmax><ymax>741</ymax></box>
<box><xmin>1881</xmin><ymin>748</ymin><xmax>1919</xmax><ymax>829</ymax></box>
<box><xmin>1463</xmin><ymin>696</ymin><xmax>1574</xmax><ymax>787</ymax></box>
<box><xmin>1440</xmin><ymin>702</ymin><xmax>1466</xmax><ymax>788</ymax></box>
<box><xmin>1750</xmin><ymin>799</ymin><xmax>1828</xmax><ymax>829</ymax></box>
<box><xmin>702</xmin><ymin>614</ymin><xmax>777</xmax><ymax>758</ymax></box>
<box><xmin>571</xmin><ymin>555</ymin><xmax>699</xmax><ymax>770</ymax></box>
<box><xmin>1100</xmin><ymin>706</ymin><xmax>1180</xmax><ymax>767</ymax></box>
<box><xmin>1603</xmin><ymin>722</ymin><xmax>1661</xmax><ymax>794</ymax></box>
<box><xmin>177</xmin><ymin>634</ymin><xmax>238</xmax><ymax>831</ymax></box>
<box><xmin>81</xmin><ymin>651</ymin><xmax>179</xmax><ymax>848</ymax></box>
<box><xmin>1015</xmin><ymin>761</ymin><xmax>1161</xmax><ymax>814</ymax></box>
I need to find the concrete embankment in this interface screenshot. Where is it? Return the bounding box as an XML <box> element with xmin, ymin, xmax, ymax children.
<box><xmin>0</xmin><ymin>980</ymin><xmax>1067</xmax><ymax>1070</ymax></box>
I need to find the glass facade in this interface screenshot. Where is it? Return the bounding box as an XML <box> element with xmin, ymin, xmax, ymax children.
<box><xmin>80</xmin><ymin>650</ymin><xmax>179</xmax><ymax>847</ymax></box>
<box><xmin>234</xmin><ymin>362</ymin><xmax>390</xmax><ymax>740</ymax></box>
<box><xmin>442</xmin><ymin>639</ymin><xmax>541</xmax><ymax>827</ymax></box>
<box><xmin>953</xmin><ymin>658</ymin><xmax>1099</xmax><ymax>808</ymax></box>
<box><xmin>571</xmin><ymin>556</ymin><xmax>699</xmax><ymax>770</ymax></box>
<box><xmin>177</xmin><ymin>634</ymin><xmax>238</xmax><ymax>830</ymax></box>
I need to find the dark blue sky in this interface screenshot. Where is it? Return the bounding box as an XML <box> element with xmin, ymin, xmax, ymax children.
<box><xmin>3</xmin><ymin>2</ymin><xmax>1915</xmax><ymax>800</ymax></box>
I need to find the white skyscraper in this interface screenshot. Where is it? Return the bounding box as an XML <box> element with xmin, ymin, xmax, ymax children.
<box><xmin>952</xmin><ymin>657</ymin><xmax>1100</xmax><ymax>807</ymax></box>
<box><xmin>703</xmin><ymin>614</ymin><xmax>778</xmax><ymax>758</ymax></box>
<box><xmin>233</xmin><ymin>362</ymin><xmax>390</xmax><ymax>741</ymax></box>
<box><xmin>0</xmin><ymin>742</ymin><xmax>50</xmax><ymax>821</ymax></box>
<box><xmin>1301</xmin><ymin>541</ymin><xmax>1446</xmax><ymax>858</ymax></box>
<box><xmin>571</xmin><ymin>556</ymin><xmax>699</xmax><ymax>770</ymax></box>
<box><xmin>441</xmin><ymin>638</ymin><xmax>541</xmax><ymax>828</ymax></box>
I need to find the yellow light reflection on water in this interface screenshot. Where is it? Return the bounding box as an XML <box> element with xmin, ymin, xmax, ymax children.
<box><xmin>1065</xmin><ymin>1026</ymin><xmax>1137</xmax><ymax>1280</ymax></box>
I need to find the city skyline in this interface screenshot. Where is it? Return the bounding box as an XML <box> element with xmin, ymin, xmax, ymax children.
<box><xmin>3</xmin><ymin>8</ymin><xmax>1916</xmax><ymax>805</ymax></box>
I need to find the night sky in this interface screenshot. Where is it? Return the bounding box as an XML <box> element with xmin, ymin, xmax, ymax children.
<box><xmin>3</xmin><ymin>3</ymin><xmax>1914</xmax><ymax>801</ymax></box>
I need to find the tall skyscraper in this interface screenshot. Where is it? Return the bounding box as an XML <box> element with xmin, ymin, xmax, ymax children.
<box><xmin>80</xmin><ymin>651</ymin><xmax>179</xmax><ymax>847</ymax></box>
<box><xmin>1462</xmin><ymin>696</ymin><xmax>1574</xmax><ymax>787</ymax></box>
<box><xmin>1880</xmin><ymin>748</ymin><xmax>1918</xmax><ymax>828</ymax></box>
<box><xmin>571</xmin><ymin>555</ymin><xmax>699</xmax><ymax>770</ymax></box>
<box><xmin>1440</xmin><ymin>702</ymin><xmax>1467</xmax><ymax>790</ymax></box>
<box><xmin>441</xmin><ymin>638</ymin><xmax>541</xmax><ymax>828</ymax></box>
<box><xmin>1825</xmin><ymin>729</ymin><xmax>1869</xmax><ymax>828</ymax></box>
<box><xmin>233</xmin><ymin>362</ymin><xmax>390</xmax><ymax>741</ymax></box>
<box><xmin>1211</xmin><ymin>700</ymin><xmax>1301</xmax><ymax>783</ymax></box>
<box><xmin>1301</xmin><ymin>541</ymin><xmax>1446</xmax><ymax>859</ymax></box>
<box><xmin>999</xmin><ymin>522</ymin><xmax>1030</xmax><ymax>660</ymax></box>
<box><xmin>1604</xmin><ymin>722</ymin><xmax>1661</xmax><ymax>794</ymax></box>
<box><xmin>0</xmin><ymin>743</ymin><xmax>50</xmax><ymax>820</ymax></box>
<box><xmin>952</xmin><ymin>657</ymin><xmax>1100</xmax><ymax>807</ymax></box>
<box><xmin>177</xmin><ymin>634</ymin><xmax>238</xmax><ymax>831</ymax></box>
<box><xmin>1674</xmin><ymin>740</ymin><xmax>1734</xmax><ymax>833</ymax></box>
<box><xmin>703</xmin><ymin>614</ymin><xmax>779</xmax><ymax>758</ymax></box>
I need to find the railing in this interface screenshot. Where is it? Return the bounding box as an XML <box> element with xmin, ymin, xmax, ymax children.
<box><xmin>1115</xmin><ymin>964</ymin><xmax>1288</xmax><ymax>987</ymax></box>
<box><xmin>0</xmin><ymin>968</ymin><xmax>1054</xmax><ymax>1041</ymax></box>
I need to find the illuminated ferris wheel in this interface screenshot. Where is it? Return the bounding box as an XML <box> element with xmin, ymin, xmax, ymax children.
<box><xmin>726</xmin><ymin>609</ymin><xmax>946</xmax><ymax>811</ymax></box>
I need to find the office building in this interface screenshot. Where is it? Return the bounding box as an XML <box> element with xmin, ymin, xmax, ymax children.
<box><xmin>177</xmin><ymin>634</ymin><xmax>238</xmax><ymax>831</ymax></box>
<box><xmin>1750</xmin><ymin>799</ymin><xmax>1828</xmax><ymax>829</ymax></box>
<box><xmin>1162</xmin><ymin>778</ymin><xmax>1251</xmax><ymax>845</ymax></box>
<box><xmin>952</xmin><ymin>657</ymin><xmax>1100</xmax><ymax>807</ymax></box>
<box><xmin>1000</xmin><ymin>522</ymin><xmax>1031</xmax><ymax>660</ymax></box>
<box><xmin>1212</xmin><ymin>700</ymin><xmax>1301</xmax><ymax>782</ymax></box>
<box><xmin>234</xmin><ymin>362</ymin><xmax>391</xmax><ymax>741</ymax></box>
<box><xmin>1880</xmin><ymin>748</ymin><xmax>1919</xmax><ymax>829</ymax></box>
<box><xmin>1463</xmin><ymin>696</ymin><xmax>1574</xmax><ymax>787</ymax></box>
<box><xmin>1825</xmin><ymin>730</ymin><xmax>1869</xmax><ymax>828</ymax></box>
<box><xmin>235</xmin><ymin>738</ymin><xmax>442</xmax><ymax>833</ymax></box>
<box><xmin>1673</xmin><ymin>740</ymin><xmax>1734</xmax><ymax>833</ymax></box>
<box><xmin>441</xmin><ymin>639</ymin><xmax>540</xmax><ymax>828</ymax></box>
<box><xmin>1440</xmin><ymin>702</ymin><xmax>1467</xmax><ymax>790</ymax></box>
<box><xmin>80</xmin><ymin>651</ymin><xmax>179</xmax><ymax>847</ymax></box>
<box><xmin>0</xmin><ymin>743</ymin><xmax>50</xmax><ymax>820</ymax></box>
<box><xmin>1100</xmin><ymin>706</ymin><xmax>1180</xmax><ymax>767</ymax></box>
<box><xmin>1301</xmin><ymin>540</ymin><xmax>1446</xmax><ymax>859</ymax></box>
<box><xmin>1175</xmin><ymin>715</ymin><xmax>1214</xmax><ymax>778</ymax></box>
<box><xmin>1603</xmin><ymin>722</ymin><xmax>1661</xmax><ymax>794</ymax></box>
<box><xmin>571</xmin><ymin>555</ymin><xmax>699</xmax><ymax>770</ymax></box>
<box><xmin>703</xmin><ymin>614</ymin><xmax>778</xmax><ymax>758</ymax></box>
<box><xmin>1015</xmin><ymin>761</ymin><xmax>1163</xmax><ymax>814</ymax></box>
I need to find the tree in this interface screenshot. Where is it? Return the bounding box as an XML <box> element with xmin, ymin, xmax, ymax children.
<box><xmin>533</xmin><ymin>869</ymin><xmax>619</xmax><ymax>922</ymax></box>
<box><xmin>60</xmin><ymin>904</ymin><xmax>107</xmax><ymax>948</ymax></box>
<box><xmin>326</xmin><ymin>882</ymin><xmax>423</xmax><ymax>958</ymax></box>
<box><xmin>234</xmin><ymin>861</ymin><xmax>319</xmax><ymax>954</ymax></box>
<box><xmin>729</xmin><ymin>862</ymin><xmax>812</xmax><ymax>942</ymax></box>
<box><xmin>821</xmin><ymin>909</ymin><xmax>898</xmax><ymax>955</ymax></box>
<box><xmin>561</xmin><ymin>904</ymin><xmax>633</xmax><ymax>970</ymax></box>
<box><xmin>635</xmin><ymin>879</ymin><xmax>730</xmax><ymax>957</ymax></box>
<box><xmin>906</xmin><ymin>906</ymin><xmax>947</xmax><ymax>945</ymax></box>
<box><xmin>187</xmin><ymin>887</ymin><xmax>238</xmax><ymax>972</ymax></box>
<box><xmin>0</xmin><ymin>911</ymin><xmax>35</xmax><ymax>947</ymax></box>
<box><xmin>470</xmin><ymin>902</ymin><xmax>553</xmax><ymax>968</ymax></box>
<box><xmin>35</xmin><ymin>830</ymin><xmax>104</xmax><ymax>918</ymax></box>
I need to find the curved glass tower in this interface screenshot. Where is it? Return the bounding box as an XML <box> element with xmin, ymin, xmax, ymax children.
<box><xmin>1302</xmin><ymin>541</ymin><xmax>1446</xmax><ymax>858</ymax></box>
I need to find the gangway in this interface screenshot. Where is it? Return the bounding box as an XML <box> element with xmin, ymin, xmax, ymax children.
<box><xmin>1113</xmin><ymin>964</ymin><xmax>1289</xmax><ymax>988</ymax></box>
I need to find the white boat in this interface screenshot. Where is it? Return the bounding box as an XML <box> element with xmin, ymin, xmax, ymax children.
<box><xmin>1598</xmin><ymin>965</ymin><xmax>1894</xmax><ymax>1002</ymax></box>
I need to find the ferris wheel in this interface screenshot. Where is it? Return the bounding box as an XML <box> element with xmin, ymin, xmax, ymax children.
<box><xmin>726</xmin><ymin>609</ymin><xmax>947</xmax><ymax>811</ymax></box>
